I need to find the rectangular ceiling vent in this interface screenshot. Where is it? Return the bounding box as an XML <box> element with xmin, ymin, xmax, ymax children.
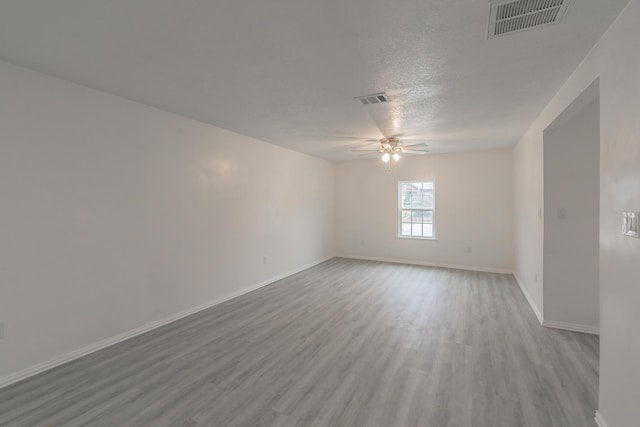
<box><xmin>356</xmin><ymin>92</ymin><xmax>390</xmax><ymax>105</ymax></box>
<box><xmin>487</xmin><ymin>0</ymin><xmax>572</xmax><ymax>39</ymax></box>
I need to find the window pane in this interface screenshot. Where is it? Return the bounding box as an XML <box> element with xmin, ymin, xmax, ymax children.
<box><xmin>422</xmin><ymin>210</ymin><xmax>433</xmax><ymax>224</ymax></box>
<box><xmin>423</xmin><ymin>224</ymin><xmax>434</xmax><ymax>237</ymax></box>
<box><xmin>401</xmin><ymin>210</ymin><xmax>411</xmax><ymax>223</ymax></box>
<box><xmin>402</xmin><ymin>183</ymin><xmax>416</xmax><ymax>194</ymax></box>
<box><xmin>401</xmin><ymin>223</ymin><xmax>412</xmax><ymax>235</ymax></box>
<box><xmin>411</xmin><ymin>211</ymin><xmax>423</xmax><ymax>223</ymax></box>
<box><xmin>411</xmin><ymin>223</ymin><xmax>422</xmax><ymax>236</ymax></box>
<box><xmin>423</xmin><ymin>192</ymin><xmax>434</xmax><ymax>209</ymax></box>
<box><xmin>402</xmin><ymin>194</ymin><xmax>412</xmax><ymax>209</ymax></box>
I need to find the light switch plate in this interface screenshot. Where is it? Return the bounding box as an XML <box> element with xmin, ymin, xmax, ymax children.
<box><xmin>622</xmin><ymin>212</ymin><xmax>639</xmax><ymax>237</ymax></box>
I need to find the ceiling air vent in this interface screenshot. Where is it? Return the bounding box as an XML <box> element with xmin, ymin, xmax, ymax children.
<box><xmin>487</xmin><ymin>0</ymin><xmax>573</xmax><ymax>39</ymax></box>
<box><xmin>356</xmin><ymin>92</ymin><xmax>390</xmax><ymax>105</ymax></box>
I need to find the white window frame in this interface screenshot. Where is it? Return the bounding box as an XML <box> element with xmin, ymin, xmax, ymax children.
<box><xmin>397</xmin><ymin>181</ymin><xmax>436</xmax><ymax>240</ymax></box>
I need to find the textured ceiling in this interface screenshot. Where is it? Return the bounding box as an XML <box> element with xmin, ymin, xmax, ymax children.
<box><xmin>0</xmin><ymin>0</ymin><xmax>629</xmax><ymax>160</ymax></box>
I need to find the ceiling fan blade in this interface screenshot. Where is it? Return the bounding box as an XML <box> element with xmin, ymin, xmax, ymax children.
<box><xmin>403</xmin><ymin>142</ymin><xmax>429</xmax><ymax>149</ymax></box>
<box><xmin>338</xmin><ymin>139</ymin><xmax>382</xmax><ymax>151</ymax></box>
<box><xmin>350</xmin><ymin>149</ymin><xmax>381</xmax><ymax>152</ymax></box>
<box><xmin>335</xmin><ymin>137</ymin><xmax>380</xmax><ymax>142</ymax></box>
<box><xmin>305</xmin><ymin>135</ymin><xmax>380</xmax><ymax>142</ymax></box>
<box><xmin>352</xmin><ymin>140</ymin><xmax>382</xmax><ymax>147</ymax></box>
<box><xmin>402</xmin><ymin>150</ymin><xmax>429</xmax><ymax>155</ymax></box>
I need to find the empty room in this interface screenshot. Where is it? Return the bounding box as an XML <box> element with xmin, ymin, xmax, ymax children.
<box><xmin>1</xmin><ymin>1</ymin><xmax>639</xmax><ymax>426</ymax></box>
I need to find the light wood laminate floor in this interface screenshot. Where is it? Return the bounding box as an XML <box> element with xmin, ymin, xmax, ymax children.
<box><xmin>0</xmin><ymin>258</ymin><xmax>599</xmax><ymax>427</ymax></box>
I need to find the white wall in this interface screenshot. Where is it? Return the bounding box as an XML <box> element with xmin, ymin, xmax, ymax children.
<box><xmin>543</xmin><ymin>100</ymin><xmax>600</xmax><ymax>330</ymax></box>
<box><xmin>0</xmin><ymin>60</ymin><xmax>334</xmax><ymax>383</ymax></box>
<box><xmin>514</xmin><ymin>123</ymin><xmax>545</xmax><ymax>320</ymax></box>
<box><xmin>335</xmin><ymin>148</ymin><xmax>514</xmax><ymax>273</ymax></box>
<box><xmin>514</xmin><ymin>1</ymin><xmax>640</xmax><ymax>425</ymax></box>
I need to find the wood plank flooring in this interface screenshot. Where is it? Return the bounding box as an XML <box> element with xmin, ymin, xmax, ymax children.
<box><xmin>0</xmin><ymin>258</ymin><xmax>599</xmax><ymax>426</ymax></box>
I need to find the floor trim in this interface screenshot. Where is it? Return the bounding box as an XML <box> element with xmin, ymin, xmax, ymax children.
<box><xmin>0</xmin><ymin>255</ymin><xmax>334</xmax><ymax>391</ymax></box>
<box><xmin>542</xmin><ymin>320</ymin><xmax>600</xmax><ymax>335</ymax></box>
<box><xmin>513</xmin><ymin>273</ymin><xmax>544</xmax><ymax>325</ymax></box>
<box><xmin>513</xmin><ymin>275</ymin><xmax>599</xmax><ymax>335</ymax></box>
<box><xmin>594</xmin><ymin>411</ymin><xmax>609</xmax><ymax>427</ymax></box>
<box><xmin>337</xmin><ymin>254</ymin><xmax>513</xmax><ymax>275</ymax></box>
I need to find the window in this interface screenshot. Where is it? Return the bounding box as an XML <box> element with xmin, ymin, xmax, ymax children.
<box><xmin>398</xmin><ymin>181</ymin><xmax>435</xmax><ymax>238</ymax></box>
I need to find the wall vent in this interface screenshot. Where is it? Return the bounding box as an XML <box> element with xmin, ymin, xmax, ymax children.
<box><xmin>356</xmin><ymin>92</ymin><xmax>390</xmax><ymax>105</ymax></box>
<box><xmin>487</xmin><ymin>0</ymin><xmax>572</xmax><ymax>39</ymax></box>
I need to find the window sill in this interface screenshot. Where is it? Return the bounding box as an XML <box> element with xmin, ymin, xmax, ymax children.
<box><xmin>396</xmin><ymin>236</ymin><xmax>438</xmax><ymax>241</ymax></box>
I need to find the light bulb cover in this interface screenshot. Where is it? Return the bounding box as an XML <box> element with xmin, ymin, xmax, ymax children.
<box><xmin>381</xmin><ymin>152</ymin><xmax>391</xmax><ymax>162</ymax></box>
<box><xmin>392</xmin><ymin>153</ymin><xmax>400</xmax><ymax>161</ymax></box>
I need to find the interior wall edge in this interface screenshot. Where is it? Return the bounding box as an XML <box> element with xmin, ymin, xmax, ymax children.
<box><xmin>0</xmin><ymin>255</ymin><xmax>335</xmax><ymax>391</ymax></box>
<box><xmin>595</xmin><ymin>410</ymin><xmax>611</xmax><ymax>427</ymax></box>
<box><xmin>336</xmin><ymin>254</ymin><xmax>513</xmax><ymax>275</ymax></box>
<box><xmin>513</xmin><ymin>273</ymin><xmax>544</xmax><ymax>325</ymax></box>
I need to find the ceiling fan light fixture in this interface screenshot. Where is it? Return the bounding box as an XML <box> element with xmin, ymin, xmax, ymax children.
<box><xmin>348</xmin><ymin>136</ymin><xmax>427</xmax><ymax>164</ymax></box>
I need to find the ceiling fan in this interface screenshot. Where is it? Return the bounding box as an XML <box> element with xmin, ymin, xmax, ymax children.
<box><xmin>350</xmin><ymin>136</ymin><xmax>429</xmax><ymax>163</ymax></box>
<box><xmin>343</xmin><ymin>92</ymin><xmax>431</xmax><ymax>165</ymax></box>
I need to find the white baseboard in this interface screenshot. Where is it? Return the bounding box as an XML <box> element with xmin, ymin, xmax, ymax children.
<box><xmin>543</xmin><ymin>319</ymin><xmax>600</xmax><ymax>335</ymax></box>
<box><xmin>512</xmin><ymin>274</ymin><xmax>599</xmax><ymax>335</ymax></box>
<box><xmin>595</xmin><ymin>411</ymin><xmax>609</xmax><ymax>427</ymax></box>
<box><xmin>513</xmin><ymin>273</ymin><xmax>544</xmax><ymax>325</ymax></box>
<box><xmin>0</xmin><ymin>255</ymin><xmax>333</xmax><ymax>390</ymax></box>
<box><xmin>337</xmin><ymin>254</ymin><xmax>513</xmax><ymax>275</ymax></box>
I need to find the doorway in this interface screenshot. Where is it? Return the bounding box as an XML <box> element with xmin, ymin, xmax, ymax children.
<box><xmin>542</xmin><ymin>80</ymin><xmax>600</xmax><ymax>333</ymax></box>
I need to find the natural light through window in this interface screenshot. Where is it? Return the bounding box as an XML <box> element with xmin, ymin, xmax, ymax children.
<box><xmin>399</xmin><ymin>181</ymin><xmax>435</xmax><ymax>239</ymax></box>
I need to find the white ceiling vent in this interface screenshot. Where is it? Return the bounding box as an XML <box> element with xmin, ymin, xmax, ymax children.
<box><xmin>487</xmin><ymin>0</ymin><xmax>573</xmax><ymax>39</ymax></box>
<box><xmin>356</xmin><ymin>92</ymin><xmax>391</xmax><ymax>105</ymax></box>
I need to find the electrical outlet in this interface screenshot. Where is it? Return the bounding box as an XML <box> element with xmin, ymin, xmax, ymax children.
<box><xmin>557</xmin><ymin>207</ymin><xmax>568</xmax><ymax>220</ymax></box>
